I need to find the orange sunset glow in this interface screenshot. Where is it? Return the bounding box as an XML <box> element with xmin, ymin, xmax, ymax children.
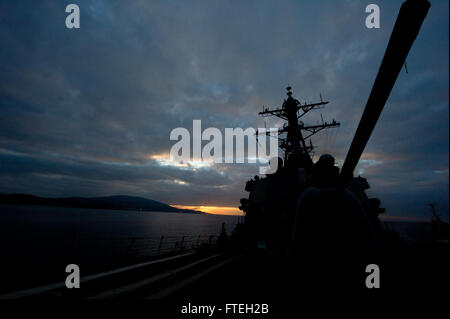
<box><xmin>172</xmin><ymin>205</ymin><xmax>244</xmax><ymax>216</ymax></box>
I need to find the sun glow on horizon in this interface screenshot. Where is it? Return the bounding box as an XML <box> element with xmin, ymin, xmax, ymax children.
<box><xmin>172</xmin><ymin>205</ymin><xmax>244</xmax><ymax>216</ymax></box>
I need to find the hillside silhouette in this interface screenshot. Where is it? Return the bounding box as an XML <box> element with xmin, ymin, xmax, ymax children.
<box><xmin>0</xmin><ymin>193</ymin><xmax>202</xmax><ymax>214</ymax></box>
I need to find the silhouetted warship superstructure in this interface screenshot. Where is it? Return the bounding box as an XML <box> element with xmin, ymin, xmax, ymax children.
<box><xmin>233</xmin><ymin>0</ymin><xmax>432</xmax><ymax>266</ymax></box>
<box><xmin>238</xmin><ymin>86</ymin><xmax>386</xmax><ymax>258</ymax></box>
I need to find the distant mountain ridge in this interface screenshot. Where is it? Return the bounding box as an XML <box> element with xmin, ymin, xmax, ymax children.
<box><xmin>0</xmin><ymin>193</ymin><xmax>203</xmax><ymax>214</ymax></box>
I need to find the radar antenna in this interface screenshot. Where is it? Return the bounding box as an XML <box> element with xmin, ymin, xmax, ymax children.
<box><xmin>257</xmin><ymin>86</ymin><xmax>339</xmax><ymax>165</ymax></box>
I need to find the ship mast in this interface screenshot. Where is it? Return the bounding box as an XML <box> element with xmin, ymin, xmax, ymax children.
<box><xmin>258</xmin><ymin>86</ymin><xmax>340</xmax><ymax>166</ymax></box>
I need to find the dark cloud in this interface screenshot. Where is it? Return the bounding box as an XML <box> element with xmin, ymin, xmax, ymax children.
<box><xmin>0</xmin><ymin>0</ymin><xmax>448</xmax><ymax>219</ymax></box>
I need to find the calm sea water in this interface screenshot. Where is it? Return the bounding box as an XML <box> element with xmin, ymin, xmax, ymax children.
<box><xmin>0</xmin><ymin>204</ymin><xmax>239</xmax><ymax>240</ymax></box>
<box><xmin>382</xmin><ymin>221</ymin><xmax>432</xmax><ymax>245</ymax></box>
<box><xmin>0</xmin><ymin>204</ymin><xmax>430</xmax><ymax>261</ymax></box>
<box><xmin>0</xmin><ymin>204</ymin><xmax>432</xmax><ymax>292</ymax></box>
<box><xmin>0</xmin><ymin>204</ymin><xmax>240</xmax><ymax>290</ymax></box>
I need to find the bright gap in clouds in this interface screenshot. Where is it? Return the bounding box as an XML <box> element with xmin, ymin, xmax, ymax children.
<box><xmin>150</xmin><ymin>154</ymin><xmax>213</xmax><ymax>169</ymax></box>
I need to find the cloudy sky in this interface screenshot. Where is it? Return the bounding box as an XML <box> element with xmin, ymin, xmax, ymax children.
<box><xmin>0</xmin><ymin>0</ymin><xmax>448</xmax><ymax>219</ymax></box>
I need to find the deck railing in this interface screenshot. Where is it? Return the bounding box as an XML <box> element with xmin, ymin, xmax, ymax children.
<box><xmin>69</xmin><ymin>234</ymin><xmax>219</xmax><ymax>260</ymax></box>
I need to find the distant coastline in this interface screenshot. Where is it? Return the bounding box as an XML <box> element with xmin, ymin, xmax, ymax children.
<box><xmin>0</xmin><ymin>193</ymin><xmax>204</xmax><ymax>214</ymax></box>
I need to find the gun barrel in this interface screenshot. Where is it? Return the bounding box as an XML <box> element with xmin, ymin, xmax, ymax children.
<box><xmin>340</xmin><ymin>0</ymin><xmax>430</xmax><ymax>185</ymax></box>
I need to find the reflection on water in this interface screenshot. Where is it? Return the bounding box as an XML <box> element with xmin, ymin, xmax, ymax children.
<box><xmin>0</xmin><ymin>204</ymin><xmax>239</xmax><ymax>291</ymax></box>
<box><xmin>0</xmin><ymin>204</ymin><xmax>432</xmax><ymax>292</ymax></box>
<box><xmin>0</xmin><ymin>204</ymin><xmax>239</xmax><ymax>237</ymax></box>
